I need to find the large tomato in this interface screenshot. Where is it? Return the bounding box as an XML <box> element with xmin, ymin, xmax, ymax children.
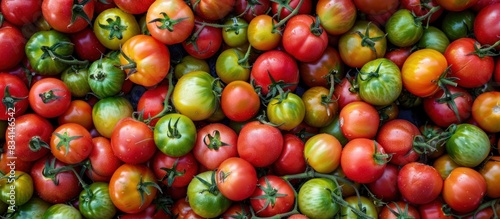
<box><xmin>41</xmin><ymin>0</ymin><xmax>94</xmax><ymax>33</ymax></box>
<box><xmin>356</xmin><ymin>58</ymin><xmax>402</xmax><ymax>106</ymax></box>
<box><xmin>250</xmin><ymin>50</ymin><xmax>299</xmax><ymax>96</ymax></box>
<box><xmin>282</xmin><ymin>14</ymin><xmax>328</xmax><ymax>62</ymax></box>
<box><xmin>154</xmin><ymin>113</ymin><xmax>197</xmax><ymax>157</ymax></box>
<box><xmin>192</xmin><ymin>123</ymin><xmax>238</xmax><ymax>170</ymax></box>
<box><xmin>304</xmin><ymin>133</ymin><xmax>342</xmax><ymax>173</ymax></box>
<box><xmin>216</xmin><ymin>157</ymin><xmax>257</xmax><ymax>201</ymax></box>
<box><xmin>247</xmin><ymin>15</ymin><xmax>281</xmax><ymax>51</ymax></box>
<box><xmin>1</xmin><ymin>0</ymin><xmax>42</xmax><ymax>26</ymax></box>
<box><xmin>237</xmin><ymin>121</ymin><xmax>283</xmax><ymax>167</ymax></box>
<box><xmin>442</xmin><ymin>167</ymin><xmax>486</xmax><ymax>213</ymax></box>
<box><xmin>341</xmin><ymin>138</ymin><xmax>388</xmax><ymax>184</ymax></box>
<box><xmin>299</xmin><ymin>46</ymin><xmax>344</xmax><ymax>88</ymax></box>
<box><xmin>111</xmin><ymin>118</ymin><xmax>157</xmax><ymax>164</ymax></box>
<box><xmin>339</xmin><ymin>21</ymin><xmax>387</xmax><ymax>68</ymax></box>
<box><xmin>0</xmin><ymin>73</ymin><xmax>29</xmax><ymax>120</ymax></box>
<box><xmin>50</xmin><ymin>123</ymin><xmax>93</xmax><ymax>164</ymax></box>
<box><xmin>398</xmin><ymin>162</ymin><xmax>443</xmax><ymax>205</ymax></box>
<box><xmin>385</xmin><ymin>9</ymin><xmax>424</xmax><ymax>47</ymax></box>
<box><xmin>316</xmin><ymin>0</ymin><xmax>357</xmax><ymax>35</ymax></box>
<box><xmin>376</xmin><ymin>119</ymin><xmax>421</xmax><ymax>166</ymax></box>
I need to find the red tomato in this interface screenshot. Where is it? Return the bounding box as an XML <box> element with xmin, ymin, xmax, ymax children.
<box><xmin>250</xmin><ymin>175</ymin><xmax>295</xmax><ymax>217</ymax></box>
<box><xmin>272</xmin><ymin>134</ymin><xmax>307</xmax><ymax>176</ymax></box>
<box><xmin>110</xmin><ymin>118</ymin><xmax>157</xmax><ymax>164</ymax></box>
<box><xmin>423</xmin><ymin>85</ymin><xmax>473</xmax><ymax>128</ymax></box>
<box><xmin>0</xmin><ymin>73</ymin><xmax>29</xmax><ymax>120</ymax></box>
<box><xmin>271</xmin><ymin>0</ymin><xmax>312</xmax><ymax>20</ymax></box>
<box><xmin>250</xmin><ymin>50</ymin><xmax>299</xmax><ymax>96</ymax></box>
<box><xmin>442</xmin><ymin>167</ymin><xmax>487</xmax><ymax>213</ymax></box>
<box><xmin>339</xmin><ymin>101</ymin><xmax>380</xmax><ymax>140</ymax></box>
<box><xmin>137</xmin><ymin>85</ymin><xmax>169</xmax><ymax>126</ymax></box>
<box><xmin>220</xmin><ymin>80</ymin><xmax>260</xmax><ymax>122</ymax></box>
<box><xmin>474</xmin><ymin>3</ymin><xmax>500</xmax><ymax>49</ymax></box>
<box><xmin>376</xmin><ymin>119</ymin><xmax>420</xmax><ymax>166</ymax></box>
<box><xmin>282</xmin><ymin>14</ymin><xmax>328</xmax><ymax>62</ymax></box>
<box><xmin>216</xmin><ymin>157</ymin><xmax>258</xmax><ymax>201</ymax></box>
<box><xmin>50</xmin><ymin>123</ymin><xmax>93</xmax><ymax>164</ymax></box>
<box><xmin>379</xmin><ymin>201</ymin><xmax>421</xmax><ymax>219</ymax></box>
<box><xmin>398</xmin><ymin>162</ymin><xmax>443</xmax><ymax>205</ymax></box>
<box><xmin>57</xmin><ymin>100</ymin><xmax>93</xmax><ymax>130</ymax></box>
<box><xmin>41</xmin><ymin>0</ymin><xmax>95</xmax><ymax>33</ymax></box>
<box><xmin>29</xmin><ymin>78</ymin><xmax>72</xmax><ymax>118</ymax></box>
<box><xmin>472</xmin><ymin>91</ymin><xmax>500</xmax><ymax>133</ymax></box>
<box><xmin>69</xmin><ymin>27</ymin><xmax>107</xmax><ymax>62</ymax></box>
<box><xmin>182</xmin><ymin>17</ymin><xmax>223</xmax><ymax>59</ymax></box>
<box><xmin>151</xmin><ymin>151</ymin><xmax>199</xmax><ymax>188</ymax></box>
<box><xmin>366</xmin><ymin>164</ymin><xmax>400</xmax><ymax>201</ymax></box>
<box><xmin>88</xmin><ymin>136</ymin><xmax>124</xmax><ymax>177</ymax></box>
<box><xmin>115</xmin><ymin>0</ymin><xmax>155</xmax><ymax>14</ymax></box>
<box><xmin>0</xmin><ymin>21</ymin><xmax>26</xmax><ymax>71</ymax></box>
<box><xmin>384</xmin><ymin>47</ymin><xmax>412</xmax><ymax>70</ymax></box>
<box><xmin>1</xmin><ymin>0</ymin><xmax>42</xmax><ymax>26</ymax></box>
<box><xmin>192</xmin><ymin>123</ymin><xmax>238</xmax><ymax>170</ymax></box>
<box><xmin>353</xmin><ymin>0</ymin><xmax>399</xmax><ymax>15</ymax></box>
<box><xmin>146</xmin><ymin>0</ymin><xmax>195</xmax><ymax>45</ymax></box>
<box><xmin>333</xmin><ymin>76</ymin><xmax>362</xmax><ymax>109</ymax></box>
<box><xmin>237</xmin><ymin>121</ymin><xmax>284</xmax><ymax>167</ymax></box>
<box><xmin>341</xmin><ymin>138</ymin><xmax>388</xmax><ymax>184</ymax></box>
<box><xmin>8</xmin><ymin>113</ymin><xmax>52</xmax><ymax>162</ymax></box>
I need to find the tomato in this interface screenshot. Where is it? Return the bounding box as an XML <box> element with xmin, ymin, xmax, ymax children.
<box><xmin>401</xmin><ymin>48</ymin><xmax>450</xmax><ymax>98</ymax></box>
<box><xmin>445</xmin><ymin>38</ymin><xmax>495</xmax><ymax>88</ymax></box>
<box><xmin>353</xmin><ymin>0</ymin><xmax>399</xmax><ymax>15</ymax></box>
<box><xmin>333</xmin><ymin>76</ymin><xmax>362</xmax><ymax>109</ymax></box>
<box><xmin>42</xmin><ymin>0</ymin><xmax>94</xmax><ymax>33</ymax></box>
<box><xmin>316</xmin><ymin>0</ymin><xmax>357</xmax><ymax>35</ymax></box>
<box><xmin>401</xmin><ymin>0</ymin><xmax>443</xmax><ymax>23</ymax></box>
<box><xmin>79</xmin><ymin>182</ymin><xmax>116</xmax><ymax>219</ymax></box>
<box><xmin>220</xmin><ymin>81</ymin><xmax>259</xmax><ymax>122</ymax></box>
<box><xmin>398</xmin><ymin>162</ymin><xmax>443</xmax><ymax>205</ymax></box>
<box><xmin>301</xmin><ymin>86</ymin><xmax>339</xmax><ymax>128</ymax></box>
<box><xmin>182</xmin><ymin>17</ymin><xmax>223</xmax><ymax>60</ymax></box>
<box><xmin>152</xmin><ymin>151</ymin><xmax>199</xmax><ymax>188</ymax></box>
<box><xmin>109</xmin><ymin>164</ymin><xmax>160</xmax><ymax>214</ymax></box>
<box><xmin>0</xmin><ymin>24</ymin><xmax>26</xmax><ymax>71</ymax></box>
<box><xmin>441</xmin><ymin>10</ymin><xmax>476</xmax><ymax>41</ymax></box>
<box><xmin>192</xmin><ymin>123</ymin><xmax>238</xmax><ymax>170</ymax></box>
<box><xmin>60</xmin><ymin>65</ymin><xmax>91</xmax><ymax>98</ymax></box>
<box><xmin>436</xmin><ymin>0</ymin><xmax>479</xmax><ymax>11</ymax></box>
<box><xmin>0</xmin><ymin>170</ymin><xmax>33</xmax><ymax>207</ymax></box>
<box><xmin>479</xmin><ymin>156</ymin><xmax>500</xmax><ymax>198</ymax></box>
<box><xmin>339</xmin><ymin>101</ymin><xmax>380</xmax><ymax>140</ymax></box>
<box><xmin>237</xmin><ymin>121</ymin><xmax>284</xmax><ymax>167</ymax></box>
<box><xmin>446</xmin><ymin>123</ymin><xmax>490</xmax><ymax>167</ymax></box>
<box><xmin>190</xmin><ymin>0</ymin><xmax>235</xmax><ymax>21</ymax></box>
<box><xmin>303</xmin><ymin>133</ymin><xmax>342</xmax><ymax>173</ymax></box>
<box><xmin>251</xmin><ymin>50</ymin><xmax>299</xmax><ymax>96</ymax></box>
<box><xmin>222</xmin><ymin>203</ymin><xmax>251</xmax><ymax>219</ymax></box>
<box><xmin>474</xmin><ymin>3</ymin><xmax>500</xmax><ymax>49</ymax></box>
<box><xmin>137</xmin><ymin>85</ymin><xmax>168</xmax><ymax>126</ymax></box>
<box><xmin>379</xmin><ymin>201</ymin><xmax>421</xmax><ymax>219</ymax></box>
<box><xmin>29</xmin><ymin>78</ymin><xmax>71</xmax><ymax>118</ymax></box>
<box><xmin>340</xmin><ymin>196</ymin><xmax>378</xmax><ymax>219</ymax></box>
<box><xmin>215</xmin><ymin>48</ymin><xmax>251</xmax><ymax>84</ymax></box>
<box><xmin>88</xmin><ymin>137</ymin><xmax>123</xmax><ymax>177</ymax></box>
<box><xmin>297</xmin><ymin>178</ymin><xmax>340</xmax><ymax>219</ymax></box>
<box><xmin>299</xmin><ymin>46</ymin><xmax>344</xmax><ymax>88</ymax></box>
<box><xmin>216</xmin><ymin>157</ymin><xmax>257</xmax><ymax>201</ymax></box>
<box><xmin>424</xmin><ymin>85</ymin><xmax>473</xmax><ymax>128</ymax></box>
<box><xmin>376</xmin><ymin>119</ymin><xmax>420</xmax><ymax>166</ymax></box>
<box><xmin>42</xmin><ymin>203</ymin><xmax>82</xmax><ymax>218</ymax></box>
<box><xmin>433</xmin><ymin>154</ymin><xmax>460</xmax><ymax>180</ymax></box>
<box><xmin>57</xmin><ymin>100</ymin><xmax>93</xmax><ymax>130</ymax></box>
<box><xmin>472</xmin><ymin>91</ymin><xmax>500</xmax><ymax>133</ymax></box>
<box><xmin>11</xmin><ymin>196</ymin><xmax>51</xmax><ymax>219</ymax></box>
<box><xmin>8</xmin><ymin>113</ymin><xmax>51</xmax><ymax>162</ymax></box>
<box><xmin>220</xmin><ymin>17</ymin><xmax>248</xmax><ymax>48</ymax></box>
<box><xmin>154</xmin><ymin>113</ymin><xmax>197</xmax><ymax>157</ymax></box>
<box><xmin>0</xmin><ymin>73</ymin><xmax>29</xmax><ymax>120</ymax></box>
<box><xmin>88</xmin><ymin>51</ymin><xmax>126</xmax><ymax>98</ymax></box>
<box><xmin>366</xmin><ymin>163</ymin><xmax>400</xmax><ymax>201</ymax></box>
<box><xmin>92</xmin><ymin>96</ymin><xmax>133</xmax><ymax>138</ymax></box>
<box><xmin>187</xmin><ymin>171</ymin><xmax>232</xmax><ymax>218</ymax></box>
<box><xmin>247</xmin><ymin>15</ymin><xmax>281</xmax><ymax>51</ymax></box>
<box><xmin>120</xmin><ymin>34</ymin><xmax>170</xmax><ymax>87</ymax></box>
<box><xmin>69</xmin><ymin>27</ymin><xmax>107</xmax><ymax>62</ymax></box>
<box><xmin>119</xmin><ymin>202</ymin><xmax>172</xmax><ymax>219</ymax></box>
<box><xmin>385</xmin><ymin>9</ymin><xmax>424</xmax><ymax>47</ymax></box>
<box><xmin>30</xmin><ymin>156</ymin><xmax>82</xmax><ymax>204</ymax></box>
<box><xmin>93</xmin><ymin>7</ymin><xmax>140</xmax><ymax>50</ymax></box>
<box><xmin>111</xmin><ymin>118</ymin><xmax>157</xmax><ymax>164</ymax></box>
<box><xmin>233</xmin><ymin>0</ymin><xmax>270</xmax><ymax>22</ymax></box>
<box><xmin>418</xmin><ymin>199</ymin><xmax>454</xmax><ymax>219</ymax></box>
<box><xmin>357</xmin><ymin>58</ymin><xmax>402</xmax><ymax>106</ymax></box>
<box><xmin>114</xmin><ymin>0</ymin><xmax>154</xmax><ymax>14</ymax></box>
<box><xmin>271</xmin><ymin>0</ymin><xmax>312</xmax><ymax>20</ymax></box>
<box><xmin>384</xmin><ymin>47</ymin><xmax>412</xmax><ymax>69</ymax></box>
<box><xmin>418</xmin><ymin>26</ymin><xmax>450</xmax><ymax>53</ymax></box>
<box><xmin>339</xmin><ymin>21</ymin><xmax>387</xmax><ymax>68</ymax></box>
<box><xmin>267</xmin><ymin>91</ymin><xmax>305</xmax><ymax>131</ymax></box>
<box><xmin>282</xmin><ymin>14</ymin><xmax>328</xmax><ymax>62</ymax></box>
<box><xmin>250</xmin><ymin>175</ymin><xmax>295</xmax><ymax>217</ymax></box>
<box><xmin>1</xmin><ymin>0</ymin><xmax>42</xmax><ymax>26</ymax></box>
<box><xmin>341</xmin><ymin>138</ymin><xmax>388</xmax><ymax>183</ymax></box>
<box><xmin>442</xmin><ymin>167</ymin><xmax>486</xmax><ymax>213</ymax></box>
<box><xmin>50</xmin><ymin>123</ymin><xmax>93</xmax><ymax>164</ymax></box>
<box><xmin>175</xmin><ymin>55</ymin><xmax>210</xmax><ymax>80</ymax></box>
<box><xmin>272</xmin><ymin>134</ymin><xmax>307</xmax><ymax>176</ymax></box>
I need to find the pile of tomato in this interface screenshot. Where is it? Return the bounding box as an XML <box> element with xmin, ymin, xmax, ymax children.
<box><xmin>1</xmin><ymin>0</ymin><xmax>500</xmax><ymax>218</ymax></box>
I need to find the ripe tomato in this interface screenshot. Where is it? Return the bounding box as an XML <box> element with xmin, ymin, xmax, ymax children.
<box><xmin>479</xmin><ymin>156</ymin><xmax>500</xmax><ymax>198</ymax></box>
<box><xmin>250</xmin><ymin>50</ymin><xmax>299</xmax><ymax>96</ymax></box>
<box><xmin>436</xmin><ymin>0</ymin><xmax>479</xmax><ymax>11</ymax></box>
<box><xmin>376</xmin><ymin>119</ymin><xmax>420</xmax><ymax>166</ymax></box>
<box><xmin>88</xmin><ymin>137</ymin><xmax>123</xmax><ymax>177</ymax></box>
<box><xmin>339</xmin><ymin>101</ymin><xmax>380</xmax><ymax>140</ymax></box>
<box><xmin>109</xmin><ymin>164</ymin><xmax>160</xmax><ymax>214</ymax></box>
<box><xmin>114</xmin><ymin>0</ymin><xmax>155</xmax><ymax>14</ymax></box>
<box><xmin>304</xmin><ymin>133</ymin><xmax>342</xmax><ymax>173</ymax></box>
<box><xmin>247</xmin><ymin>15</ymin><xmax>281</xmax><ymax>51</ymax></box>
<box><xmin>272</xmin><ymin>134</ymin><xmax>307</xmax><ymax>176</ymax></box>
<box><xmin>137</xmin><ymin>85</ymin><xmax>168</xmax><ymax>126</ymax></box>
<box><xmin>120</xmin><ymin>34</ymin><xmax>170</xmax><ymax>87</ymax></box>
<box><xmin>192</xmin><ymin>123</ymin><xmax>238</xmax><ymax>170</ymax></box>
<box><xmin>282</xmin><ymin>14</ymin><xmax>328</xmax><ymax>62</ymax></box>
<box><xmin>151</xmin><ymin>151</ymin><xmax>199</xmax><ymax>188</ymax></box>
<box><xmin>398</xmin><ymin>162</ymin><xmax>443</xmax><ymax>205</ymax></box>
<box><xmin>0</xmin><ymin>25</ymin><xmax>26</xmax><ymax>71</ymax></box>
<box><xmin>339</xmin><ymin>21</ymin><xmax>387</xmax><ymax>68</ymax></box>
<box><xmin>423</xmin><ymin>85</ymin><xmax>473</xmax><ymax>128</ymax></box>
<box><xmin>379</xmin><ymin>201</ymin><xmax>421</xmax><ymax>219</ymax></box>
<box><xmin>442</xmin><ymin>167</ymin><xmax>487</xmax><ymax>213</ymax></box>
<box><xmin>111</xmin><ymin>118</ymin><xmax>157</xmax><ymax>164</ymax></box>
<box><xmin>93</xmin><ymin>7</ymin><xmax>140</xmax><ymax>50</ymax></box>
<box><xmin>472</xmin><ymin>91</ymin><xmax>500</xmax><ymax>133</ymax></box>
<box><xmin>316</xmin><ymin>0</ymin><xmax>357</xmax><ymax>35</ymax></box>
<box><xmin>341</xmin><ymin>138</ymin><xmax>388</xmax><ymax>183</ymax></box>
<box><xmin>401</xmin><ymin>48</ymin><xmax>449</xmax><ymax>98</ymax></box>
<box><xmin>42</xmin><ymin>0</ymin><xmax>94</xmax><ymax>33</ymax></box>
<box><xmin>220</xmin><ymin>81</ymin><xmax>259</xmax><ymax>123</ymax></box>
<box><xmin>50</xmin><ymin>123</ymin><xmax>93</xmax><ymax>164</ymax></box>
<box><xmin>250</xmin><ymin>175</ymin><xmax>295</xmax><ymax>217</ymax></box>
<box><xmin>216</xmin><ymin>157</ymin><xmax>257</xmax><ymax>201</ymax></box>
<box><xmin>28</xmin><ymin>78</ymin><xmax>71</xmax><ymax>118</ymax></box>
<box><xmin>182</xmin><ymin>17</ymin><xmax>223</xmax><ymax>60</ymax></box>
<box><xmin>401</xmin><ymin>0</ymin><xmax>443</xmax><ymax>23</ymax></box>
<box><xmin>474</xmin><ymin>3</ymin><xmax>500</xmax><ymax>49</ymax></box>
<box><xmin>57</xmin><ymin>100</ymin><xmax>93</xmax><ymax>130</ymax></box>
<box><xmin>0</xmin><ymin>73</ymin><xmax>29</xmax><ymax>120</ymax></box>
<box><xmin>190</xmin><ymin>0</ymin><xmax>235</xmax><ymax>21</ymax></box>
<box><xmin>8</xmin><ymin>113</ymin><xmax>52</xmax><ymax>162</ymax></box>
<box><xmin>366</xmin><ymin>163</ymin><xmax>400</xmax><ymax>201</ymax></box>
<box><xmin>333</xmin><ymin>77</ymin><xmax>362</xmax><ymax>109</ymax></box>
<box><xmin>237</xmin><ymin>121</ymin><xmax>283</xmax><ymax>167</ymax></box>
<box><xmin>299</xmin><ymin>46</ymin><xmax>344</xmax><ymax>88</ymax></box>
<box><xmin>1</xmin><ymin>0</ymin><xmax>42</xmax><ymax>26</ymax></box>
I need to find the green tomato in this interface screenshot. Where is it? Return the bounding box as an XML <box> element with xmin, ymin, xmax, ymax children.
<box><xmin>215</xmin><ymin>48</ymin><xmax>251</xmax><ymax>84</ymax></box>
<box><xmin>42</xmin><ymin>204</ymin><xmax>82</xmax><ymax>219</ymax></box>
<box><xmin>79</xmin><ymin>182</ymin><xmax>116</xmax><ymax>219</ymax></box>
<box><xmin>92</xmin><ymin>96</ymin><xmax>133</xmax><ymax>138</ymax></box>
<box><xmin>418</xmin><ymin>26</ymin><xmax>450</xmax><ymax>53</ymax></box>
<box><xmin>221</xmin><ymin>17</ymin><xmax>248</xmax><ymax>47</ymax></box>
<box><xmin>267</xmin><ymin>92</ymin><xmax>306</xmax><ymax>131</ymax></box>
<box><xmin>446</xmin><ymin>123</ymin><xmax>490</xmax><ymax>167</ymax></box>
<box><xmin>0</xmin><ymin>171</ymin><xmax>33</xmax><ymax>207</ymax></box>
<box><xmin>385</xmin><ymin>9</ymin><xmax>423</xmax><ymax>47</ymax></box>
<box><xmin>340</xmin><ymin>196</ymin><xmax>379</xmax><ymax>219</ymax></box>
<box><xmin>173</xmin><ymin>55</ymin><xmax>210</xmax><ymax>80</ymax></box>
<box><xmin>187</xmin><ymin>171</ymin><xmax>232</xmax><ymax>218</ymax></box>
<box><xmin>60</xmin><ymin>65</ymin><xmax>91</xmax><ymax>98</ymax></box>
<box><xmin>88</xmin><ymin>51</ymin><xmax>126</xmax><ymax>98</ymax></box>
<box><xmin>12</xmin><ymin>196</ymin><xmax>50</xmax><ymax>219</ymax></box>
<box><xmin>154</xmin><ymin>113</ymin><xmax>197</xmax><ymax>157</ymax></box>
<box><xmin>298</xmin><ymin>177</ymin><xmax>340</xmax><ymax>219</ymax></box>
<box><xmin>357</xmin><ymin>58</ymin><xmax>402</xmax><ymax>106</ymax></box>
<box><xmin>441</xmin><ymin>10</ymin><xmax>475</xmax><ymax>41</ymax></box>
<box><xmin>25</xmin><ymin>30</ymin><xmax>85</xmax><ymax>76</ymax></box>
<box><xmin>172</xmin><ymin>71</ymin><xmax>221</xmax><ymax>121</ymax></box>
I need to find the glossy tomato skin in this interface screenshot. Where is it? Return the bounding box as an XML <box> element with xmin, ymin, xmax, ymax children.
<box><xmin>233</xmin><ymin>0</ymin><xmax>270</xmax><ymax>22</ymax></box>
<box><xmin>316</xmin><ymin>0</ymin><xmax>357</xmax><ymax>35</ymax></box>
<box><xmin>42</xmin><ymin>0</ymin><xmax>94</xmax><ymax>33</ymax></box>
<box><xmin>78</xmin><ymin>182</ymin><xmax>117</xmax><ymax>219</ymax></box>
<box><xmin>301</xmin><ymin>86</ymin><xmax>339</xmax><ymax>128</ymax></box>
<box><xmin>304</xmin><ymin>133</ymin><xmax>342</xmax><ymax>173</ymax></box>
<box><xmin>250</xmin><ymin>175</ymin><xmax>295</xmax><ymax>217</ymax></box>
<box><xmin>333</xmin><ymin>77</ymin><xmax>362</xmax><ymax>109</ymax></box>
<box><xmin>341</xmin><ymin>138</ymin><xmax>388</xmax><ymax>184</ymax></box>
<box><xmin>42</xmin><ymin>204</ymin><xmax>82</xmax><ymax>218</ymax></box>
<box><xmin>154</xmin><ymin>113</ymin><xmax>197</xmax><ymax>157</ymax></box>
<box><xmin>442</xmin><ymin>167</ymin><xmax>487</xmax><ymax>213</ymax></box>
<box><xmin>398</xmin><ymin>162</ymin><xmax>443</xmax><ymax>205</ymax></box>
<box><xmin>192</xmin><ymin>123</ymin><xmax>238</xmax><ymax>170</ymax></box>
<box><xmin>479</xmin><ymin>156</ymin><xmax>500</xmax><ymax>198</ymax></box>
<box><xmin>247</xmin><ymin>15</ymin><xmax>281</xmax><ymax>51</ymax></box>
<box><xmin>433</xmin><ymin>154</ymin><xmax>460</xmax><ymax>180</ymax></box>
<box><xmin>385</xmin><ymin>9</ymin><xmax>423</xmax><ymax>47</ymax></box>
<box><xmin>215</xmin><ymin>48</ymin><xmax>251</xmax><ymax>84</ymax></box>
<box><xmin>356</xmin><ymin>58</ymin><xmax>402</xmax><ymax>106</ymax></box>
<box><xmin>216</xmin><ymin>157</ymin><xmax>257</xmax><ymax>201</ymax></box>
<box><xmin>0</xmin><ymin>73</ymin><xmax>29</xmax><ymax>120</ymax></box>
<box><xmin>250</xmin><ymin>50</ymin><xmax>299</xmax><ymax>96</ymax></box>
<box><xmin>28</xmin><ymin>78</ymin><xmax>71</xmax><ymax>118</ymax></box>
<box><xmin>1</xmin><ymin>0</ymin><xmax>42</xmax><ymax>26</ymax></box>
<box><xmin>384</xmin><ymin>47</ymin><xmax>412</xmax><ymax>69</ymax></box>
<box><xmin>220</xmin><ymin>81</ymin><xmax>260</xmax><ymax>122</ymax></box>
<box><xmin>472</xmin><ymin>91</ymin><xmax>500</xmax><ymax>133</ymax></box>
<box><xmin>423</xmin><ymin>85</ymin><xmax>473</xmax><ymax>128</ymax></box>
<box><xmin>339</xmin><ymin>101</ymin><xmax>380</xmax><ymax>140</ymax></box>
<box><xmin>446</xmin><ymin>123</ymin><xmax>490</xmax><ymax>167</ymax></box>
<box><xmin>50</xmin><ymin>123</ymin><xmax>93</xmax><ymax>164</ymax></box>
<box><xmin>282</xmin><ymin>14</ymin><xmax>328</xmax><ymax>62</ymax></box>
<box><xmin>237</xmin><ymin>121</ymin><xmax>283</xmax><ymax>167</ymax></box>
<box><xmin>93</xmin><ymin>7</ymin><xmax>140</xmax><ymax>51</ymax></box>
<box><xmin>92</xmin><ymin>96</ymin><xmax>133</xmax><ymax>138</ymax></box>
<box><xmin>111</xmin><ymin>118</ymin><xmax>157</xmax><ymax>164</ymax></box>
<box><xmin>152</xmin><ymin>151</ymin><xmax>198</xmax><ymax>188</ymax></box>
<box><xmin>366</xmin><ymin>164</ymin><xmax>400</xmax><ymax>201</ymax></box>
<box><xmin>272</xmin><ymin>134</ymin><xmax>307</xmax><ymax>176</ymax></box>
<box><xmin>417</xmin><ymin>26</ymin><xmax>450</xmax><ymax>53</ymax></box>
<box><xmin>0</xmin><ymin>25</ymin><xmax>26</xmax><ymax>71</ymax></box>
<box><xmin>376</xmin><ymin>119</ymin><xmax>420</xmax><ymax>166</ymax></box>
<box><xmin>474</xmin><ymin>3</ymin><xmax>500</xmax><ymax>49</ymax></box>
<box><xmin>182</xmin><ymin>17</ymin><xmax>223</xmax><ymax>60</ymax></box>
<box><xmin>441</xmin><ymin>10</ymin><xmax>476</xmax><ymax>41</ymax></box>
<box><xmin>89</xmin><ymin>137</ymin><xmax>123</xmax><ymax>177</ymax></box>
<box><xmin>267</xmin><ymin>92</ymin><xmax>306</xmax><ymax>131</ymax></box>
<box><xmin>9</xmin><ymin>113</ymin><xmax>52</xmax><ymax>162</ymax></box>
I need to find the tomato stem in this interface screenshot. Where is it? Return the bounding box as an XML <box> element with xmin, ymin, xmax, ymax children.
<box><xmin>137</xmin><ymin>175</ymin><xmax>163</xmax><ymax>207</ymax></box>
<box><xmin>203</xmin><ymin>130</ymin><xmax>230</xmax><ymax>150</ymax></box>
<box><xmin>158</xmin><ymin>158</ymin><xmax>186</xmax><ymax>187</ymax></box>
<box><xmin>143</xmin><ymin>73</ymin><xmax>175</xmax><ymax>125</ymax></box>
<box><xmin>356</xmin><ymin>22</ymin><xmax>387</xmax><ymax>55</ymax></box>
<box><xmin>195</xmin><ymin>17</ymin><xmax>248</xmax><ymax>29</ymax></box>
<box><xmin>38</xmin><ymin>89</ymin><xmax>63</xmax><ymax>104</ymax></box>
<box><xmin>309</xmin><ymin>16</ymin><xmax>323</xmax><ymax>37</ymax></box>
<box><xmin>149</xmin><ymin>12</ymin><xmax>190</xmax><ymax>32</ymax></box>
<box><xmin>54</xmin><ymin>131</ymin><xmax>83</xmax><ymax>156</ymax></box>
<box><xmin>414</xmin><ymin>5</ymin><xmax>441</xmax><ymax>28</ymax></box>
<box><xmin>40</xmin><ymin>43</ymin><xmax>89</xmax><ymax>67</ymax></box>
<box><xmin>70</xmin><ymin>0</ymin><xmax>93</xmax><ymax>28</ymax></box>
<box><xmin>98</xmin><ymin>15</ymin><xmax>128</xmax><ymax>40</ymax></box>
<box><xmin>29</xmin><ymin>136</ymin><xmax>50</xmax><ymax>152</ymax></box>
<box><xmin>273</xmin><ymin>0</ymin><xmax>305</xmax><ymax>29</ymax></box>
<box><xmin>237</xmin><ymin>44</ymin><xmax>253</xmax><ymax>68</ymax></box>
<box><xmin>2</xmin><ymin>86</ymin><xmax>27</xmax><ymax>112</ymax></box>
<box><xmin>469</xmin><ymin>39</ymin><xmax>500</xmax><ymax>58</ymax></box>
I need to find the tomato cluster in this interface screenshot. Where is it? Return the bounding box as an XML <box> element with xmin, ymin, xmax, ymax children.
<box><xmin>1</xmin><ymin>0</ymin><xmax>500</xmax><ymax>218</ymax></box>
